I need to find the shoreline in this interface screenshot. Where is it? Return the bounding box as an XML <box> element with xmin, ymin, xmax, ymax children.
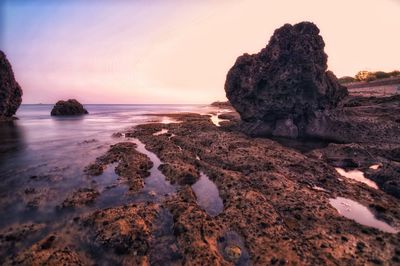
<box><xmin>1</xmin><ymin>102</ymin><xmax>399</xmax><ymax>264</ymax></box>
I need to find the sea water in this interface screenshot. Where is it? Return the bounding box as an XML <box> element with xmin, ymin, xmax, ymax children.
<box><xmin>0</xmin><ymin>104</ymin><xmax>217</xmax><ymax>229</ymax></box>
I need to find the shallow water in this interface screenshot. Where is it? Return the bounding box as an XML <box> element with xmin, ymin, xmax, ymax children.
<box><xmin>93</xmin><ymin>163</ymin><xmax>132</xmax><ymax>209</ymax></box>
<box><xmin>129</xmin><ymin>138</ymin><xmax>176</xmax><ymax>197</ymax></box>
<box><xmin>369</xmin><ymin>164</ymin><xmax>381</xmax><ymax>170</ymax></box>
<box><xmin>191</xmin><ymin>172</ymin><xmax>224</xmax><ymax>216</ymax></box>
<box><xmin>335</xmin><ymin>168</ymin><xmax>378</xmax><ymax>189</ymax></box>
<box><xmin>217</xmin><ymin>231</ymin><xmax>251</xmax><ymax>266</ymax></box>
<box><xmin>312</xmin><ymin>185</ymin><xmax>329</xmax><ymax>192</ymax></box>
<box><xmin>153</xmin><ymin>129</ymin><xmax>169</xmax><ymax>136</ymax></box>
<box><xmin>210</xmin><ymin>114</ymin><xmax>229</xmax><ymax>127</ymax></box>
<box><xmin>0</xmin><ymin>104</ymin><xmax>219</xmax><ymax>231</ymax></box>
<box><xmin>149</xmin><ymin>208</ymin><xmax>182</xmax><ymax>264</ymax></box>
<box><xmin>329</xmin><ymin>197</ymin><xmax>398</xmax><ymax>233</ymax></box>
<box><xmin>208</xmin><ymin>109</ymin><xmax>232</xmax><ymax>127</ymax></box>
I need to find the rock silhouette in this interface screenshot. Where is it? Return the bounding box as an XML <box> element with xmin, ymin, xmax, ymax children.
<box><xmin>225</xmin><ymin>22</ymin><xmax>347</xmax><ymax>138</ymax></box>
<box><xmin>51</xmin><ymin>99</ymin><xmax>88</xmax><ymax>116</ymax></box>
<box><xmin>0</xmin><ymin>50</ymin><xmax>23</xmax><ymax>120</ymax></box>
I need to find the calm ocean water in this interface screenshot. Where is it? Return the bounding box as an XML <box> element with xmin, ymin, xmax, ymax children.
<box><xmin>0</xmin><ymin>104</ymin><xmax>214</xmax><ymax>229</ymax></box>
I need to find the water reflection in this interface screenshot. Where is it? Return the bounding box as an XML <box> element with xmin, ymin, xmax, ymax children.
<box><xmin>153</xmin><ymin>129</ymin><xmax>169</xmax><ymax>136</ymax></box>
<box><xmin>191</xmin><ymin>172</ymin><xmax>224</xmax><ymax>216</ymax></box>
<box><xmin>312</xmin><ymin>185</ymin><xmax>329</xmax><ymax>192</ymax></box>
<box><xmin>95</xmin><ymin>163</ymin><xmax>130</xmax><ymax>209</ymax></box>
<box><xmin>329</xmin><ymin>197</ymin><xmax>398</xmax><ymax>233</ymax></box>
<box><xmin>369</xmin><ymin>164</ymin><xmax>381</xmax><ymax>170</ymax></box>
<box><xmin>335</xmin><ymin>168</ymin><xmax>378</xmax><ymax>189</ymax></box>
<box><xmin>130</xmin><ymin>138</ymin><xmax>175</xmax><ymax>197</ymax></box>
<box><xmin>0</xmin><ymin>120</ymin><xmax>25</xmax><ymax>162</ymax></box>
<box><xmin>210</xmin><ymin>114</ymin><xmax>229</xmax><ymax>127</ymax></box>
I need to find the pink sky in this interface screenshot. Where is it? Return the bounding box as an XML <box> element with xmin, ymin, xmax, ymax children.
<box><xmin>2</xmin><ymin>0</ymin><xmax>400</xmax><ymax>104</ymax></box>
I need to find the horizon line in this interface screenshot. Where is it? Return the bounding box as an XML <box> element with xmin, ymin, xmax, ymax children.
<box><xmin>21</xmin><ymin>103</ymin><xmax>214</xmax><ymax>105</ymax></box>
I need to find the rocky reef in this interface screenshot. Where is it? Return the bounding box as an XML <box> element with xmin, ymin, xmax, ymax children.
<box><xmin>51</xmin><ymin>99</ymin><xmax>88</xmax><ymax>116</ymax></box>
<box><xmin>0</xmin><ymin>50</ymin><xmax>23</xmax><ymax>120</ymax></box>
<box><xmin>1</xmin><ymin>110</ymin><xmax>399</xmax><ymax>265</ymax></box>
<box><xmin>225</xmin><ymin>22</ymin><xmax>348</xmax><ymax>139</ymax></box>
<box><xmin>127</xmin><ymin>113</ymin><xmax>400</xmax><ymax>264</ymax></box>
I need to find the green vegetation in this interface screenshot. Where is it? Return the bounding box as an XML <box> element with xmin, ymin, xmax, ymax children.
<box><xmin>338</xmin><ymin>76</ymin><xmax>356</xmax><ymax>84</ymax></box>
<box><xmin>339</xmin><ymin>70</ymin><xmax>400</xmax><ymax>84</ymax></box>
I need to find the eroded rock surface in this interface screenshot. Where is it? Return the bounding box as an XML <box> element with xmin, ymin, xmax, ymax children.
<box><xmin>85</xmin><ymin>142</ymin><xmax>153</xmax><ymax>193</ymax></box>
<box><xmin>0</xmin><ymin>223</ymin><xmax>45</xmax><ymax>264</ymax></box>
<box><xmin>305</xmin><ymin>95</ymin><xmax>400</xmax><ymax>143</ymax></box>
<box><xmin>60</xmin><ymin>188</ymin><xmax>100</xmax><ymax>208</ymax></box>
<box><xmin>1</xmin><ymin>110</ymin><xmax>400</xmax><ymax>265</ymax></box>
<box><xmin>166</xmin><ymin>187</ymin><xmax>226</xmax><ymax>264</ymax></box>
<box><xmin>81</xmin><ymin>203</ymin><xmax>160</xmax><ymax>263</ymax></box>
<box><xmin>0</xmin><ymin>50</ymin><xmax>22</xmax><ymax>120</ymax></box>
<box><xmin>51</xmin><ymin>99</ymin><xmax>88</xmax><ymax>116</ymax></box>
<box><xmin>225</xmin><ymin>22</ymin><xmax>347</xmax><ymax>139</ymax></box>
<box><xmin>9</xmin><ymin>233</ymin><xmax>90</xmax><ymax>265</ymax></box>
<box><xmin>129</xmin><ymin>112</ymin><xmax>400</xmax><ymax>265</ymax></box>
<box><xmin>310</xmin><ymin>142</ymin><xmax>400</xmax><ymax>198</ymax></box>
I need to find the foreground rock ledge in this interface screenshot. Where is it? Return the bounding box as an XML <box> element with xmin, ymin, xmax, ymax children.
<box><xmin>51</xmin><ymin>99</ymin><xmax>88</xmax><ymax>116</ymax></box>
<box><xmin>1</xmin><ymin>112</ymin><xmax>399</xmax><ymax>265</ymax></box>
<box><xmin>225</xmin><ymin>21</ymin><xmax>348</xmax><ymax>139</ymax></box>
<box><xmin>0</xmin><ymin>50</ymin><xmax>23</xmax><ymax>120</ymax></box>
<box><xmin>129</xmin><ymin>113</ymin><xmax>400</xmax><ymax>265</ymax></box>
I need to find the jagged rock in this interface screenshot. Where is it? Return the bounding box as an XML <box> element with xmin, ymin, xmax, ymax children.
<box><xmin>51</xmin><ymin>99</ymin><xmax>88</xmax><ymax>116</ymax></box>
<box><xmin>225</xmin><ymin>22</ymin><xmax>348</xmax><ymax>138</ymax></box>
<box><xmin>0</xmin><ymin>50</ymin><xmax>23</xmax><ymax>120</ymax></box>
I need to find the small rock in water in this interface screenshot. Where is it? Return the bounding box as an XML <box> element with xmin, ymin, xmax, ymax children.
<box><xmin>51</xmin><ymin>99</ymin><xmax>88</xmax><ymax>116</ymax></box>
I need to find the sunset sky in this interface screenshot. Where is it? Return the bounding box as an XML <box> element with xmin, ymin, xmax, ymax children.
<box><xmin>1</xmin><ymin>0</ymin><xmax>399</xmax><ymax>104</ymax></box>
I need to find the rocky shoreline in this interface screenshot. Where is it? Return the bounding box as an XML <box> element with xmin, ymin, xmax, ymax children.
<box><xmin>1</xmin><ymin>21</ymin><xmax>399</xmax><ymax>265</ymax></box>
<box><xmin>0</xmin><ymin>103</ymin><xmax>399</xmax><ymax>265</ymax></box>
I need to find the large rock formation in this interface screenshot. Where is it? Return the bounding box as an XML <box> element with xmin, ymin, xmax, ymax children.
<box><xmin>0</xmin><ymin>50</ymin><xmax>23</xmax><ymax>120</ymax></box>
<box><xmin>225</xmin><ymin>22</ymin><xmax>348</xmax><ymax>138</ymax></box>
<box><xmin>51</xmin><ymin>99</ymin><xmax>88</xmax><ymax>116</ymax></box>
